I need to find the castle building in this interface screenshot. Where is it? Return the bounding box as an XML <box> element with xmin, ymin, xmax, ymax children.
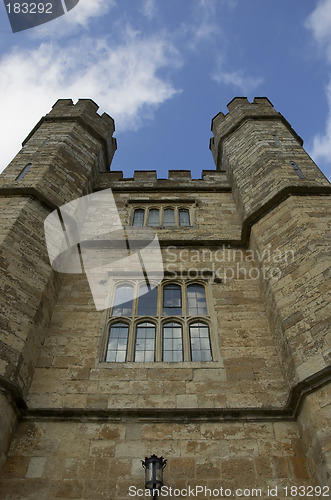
<box><xmin>0</xmin><ymin>97</ymin><xmax>330</xmax><ymax>499</ymax></box>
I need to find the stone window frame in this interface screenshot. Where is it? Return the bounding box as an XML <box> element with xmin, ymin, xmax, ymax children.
<box><xmin>99</xmin><ymin>279</ymin><xmax>219</xmax><ymax>365</ymax></box>
<box><xmin>129</xmin><ymin>202</ymin><xmax>195</xmax><ymax>228</ymax></box>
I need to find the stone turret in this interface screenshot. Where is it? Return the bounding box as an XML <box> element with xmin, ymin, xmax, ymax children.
<box><xmin>210</xmin><ymin>98</ymin><xmax>331</xmax><ymax>485</ymax></box>
<box><xmin>0</xmin><ymin>99</ymin><xmax>116</xmax><ymax>208</ymax></box>
<box><xmin>210</xmin><ymin>97</ymin><xmax>330</xmax><ymax>225</ymax></box>
<box><xmin>0</xmin><ymin>99</ymin><xmax>116</xmax><ymax>466</ymax></box>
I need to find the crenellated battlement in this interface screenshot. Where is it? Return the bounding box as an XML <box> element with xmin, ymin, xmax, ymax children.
<box><xmin>209</xmin><ymin>96</ymin><xmax>330</xmax><ymax>227</ymax></box>
<box><xmin>211</xmin><ymin>97</ymin><xmax>275</xmax><ymax>134</ymax></box>
<box><xmin>50</xmin><ymin>98</ymin><xmax>115</xmax><ymax>130</ymax></box>
<box><xmin>22</xmin><ymin>99</ymin><xmax>117</xmax><ymax>169</ymax></box>
<box><xmin>24</xmin><ymin>98</ymin><xmax>115</xmax><ymax>141</ymax></box>
<box><xmin>210</xmin><ymin>97</ymin><xmax>303</xmax><ymax>169</ymax></box>
<box><xmin>94</xmin><ymin>169</ymin><xmax>230</xmax><ymax>191</ymax></box>
<box><xmin>105</xmin><ymin>169</ymin><xmax>223</xmax><ymax>181</ymax></box>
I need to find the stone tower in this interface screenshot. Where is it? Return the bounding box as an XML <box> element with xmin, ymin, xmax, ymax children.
<box><xmin>0</xmin><ymin>97</ymin><xmax>330</xmax><ymax>499</ymax></box>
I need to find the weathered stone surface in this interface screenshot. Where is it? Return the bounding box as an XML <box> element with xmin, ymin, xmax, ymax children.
<box><xmin>0</xmin><ymin>420</ymin><xmax>317</xmax><ymax>499</ymax></box>
<box><xmin>0</xmin><ymin>395</ymin><xmax>17</xmax><ymax>470</ymax></box>
<box><xmin>0</xmin><ymin>97</ymin><xmax>330</xmax><ymax>497</ymax></box>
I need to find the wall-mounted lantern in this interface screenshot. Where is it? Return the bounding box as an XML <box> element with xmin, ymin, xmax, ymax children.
<box><xmin>142</xmin><ymin>454</ymin><xmax>167</xmax><ymax>497</ymax></box>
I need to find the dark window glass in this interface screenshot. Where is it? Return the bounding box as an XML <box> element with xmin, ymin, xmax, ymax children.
<box><xmin>163</xmin><ymin>322</ymin><xmax>183</xmax><ymax>362</ymax></box>
<box><xmin>147</xmin><ymin>209</ymin><xmax>159</xmax><ymax>226</ymax></box>
<box><xmin>189</xmin><ymin>322</ymin><xmax>212</xmax><ymax>361</ymax></box>
<box><xmin>179</xmin><ymin>209</ymin><xmax>190</xmax><ymax>227</ymax></box>
<box><xmin>16</xmin><ymin>163</ymin><xmax>32</xmax><ymax>181</ymax></box>
<box><xmin>138</xmin><ymin>285</ymin><xmax>157</xmax><ymax>316</ymax></box>
<box><xmin>112</xmin><ymin>285</ymin><xmax>134</xmax><ymax>316</ymax></box>
<box><xmin>106</xmin><ymin>323</ymin><xmax>129</xmax><ymax>362</ymax></box>
<box><xmin>163</xmin><ymin>208</ymin><xmax>175</xmax><ymax>227</ymax></box>
<box><xmin>134</xmin><ymin>322</ymin><xmax>156</xmax><ymax>362</ymax></box>
<box><xmin>187</xmin><ymin>285</ymin><xmax>207</xmax><ymax>315</ymax></box>
<box><xmin>163</xmin><ymin>284</ymin><xmax>182</xmax><ymax>315</ymax></box>
<box><xmin>133</xmin><ymin>209</ymin><xmax>145</xmax><ymax>226</ymax></box>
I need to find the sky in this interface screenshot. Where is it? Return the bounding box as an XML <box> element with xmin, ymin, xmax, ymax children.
<box><xmin>0</xmin><ymin>0</ymin><xmax>331</xmax><ymax>181</ymax></box>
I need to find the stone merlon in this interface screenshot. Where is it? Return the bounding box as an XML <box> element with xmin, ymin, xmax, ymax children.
<box><xmin>23</xmin><ymin>98</ymin><xmax>117</xmax><ymax>169</ymax></box>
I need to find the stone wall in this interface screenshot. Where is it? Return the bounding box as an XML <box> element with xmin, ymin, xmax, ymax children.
<box><xmin>25</xmin><ymin>248</ymin><xmax>287</xmax><ymax>411</ymax></box>
<box><xmin>297</xmin><ymin>386</ymin><xmax>331</xmax><ymax>487</ymax></box>
<box><xmin>250</xmin><ymin>195</ymin><xmax>330</xmax><ymax>387</ymax></box>
<box><xmin>0</xmin><ymin>394</ymin><xmax>17</xmax><ymax>470</ymax></box>
<box><xmin>0</xmin><ymin>98</ymin><xmax>330</xmax><ymax>497</ymax></box>
<box><xmin>0</xmin><ymin>419</ymin><xmax>314</xmax><ymax>500</ymax></box>
<box><xmin>0</xmin><ymin>99</ymin><xmax>116</xmax><ymax>475</ymax></box>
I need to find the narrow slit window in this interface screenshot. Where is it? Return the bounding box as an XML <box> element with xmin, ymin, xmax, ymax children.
<box><xmin>16</xmin><ymin>163</ymin><xmax>32</xmax><ymax>181</ymax></box>
<box><xmin>134</xmin><ymin>322</ymin><xmax>156</xmax><ymax>362</ymax></box>
<box><xmin>138</xmin><ymin>285</ymin><xmax>157</xmax><ymax>316</ymax></box>
<box><xmin>163</xmin><ymin>208</ymin><xmax>175</xmax><ymax>227</ymax></box>
<box><xmin>163</xmin><ymin>322</ymin><xmax>183</xmax><ymax>362</ymax></box>
<box><xmin>179</xmin><ymin>209</ymin><xmax>190</xmax><ymax>227</ymax></box>
<box><xmin>133</xmin><ymin>209</ymin><xmax>145</xmax><ymax>226</ymax></box>
<box><xmin>106</xmin><ymin>323</ymin><xmax>129</xmax><ymax>362</ymax></box>
<box><xmin>112</xmin><ymin>285</ymin><xmax>134</xmax><ymax>316</ymax></box>
<box><xmin>187</xmin><ymin>285</ymin><xmax>207</xmax><ymax>315</ymax></box>
<box><xmin>147</xmin><ymin>209</ymin><xmax>159</xmax><ymax>226</ymax></box>
<box><xmin>189</xmin><ymin>322</ymin><xmax>212</xmax><ymax>361</ymax></box>
<box><xmin>290</xmin><ymin>161</ymin><xmax>305</xmax><ymax>179</ymax></box>
<box><xmin>163</xmin><ymin>284</ymin><xmax>182</xmax><ymax>315</ymax></box>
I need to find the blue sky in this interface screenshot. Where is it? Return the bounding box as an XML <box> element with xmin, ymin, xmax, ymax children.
<box><xmin>0</xmin><ymin>0</ymin><xmax>331</xmax><ymax>180</ymax></box>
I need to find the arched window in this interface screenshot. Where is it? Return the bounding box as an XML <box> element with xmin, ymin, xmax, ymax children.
<box><xmin>138</xmin><ymin>285</ymin><xmax>157</xmax><ymax>316</ymax></box>
<box><xmin>147</xmin><ymin>209</ymin><xmax>159</xmax><ymax>226</ymax></box>
<box><xmin>187</xmin><ymin>284</ymin><xmax>207</xmax><ymax>315</ymax></box>
<box><xmin>106</xmin><ymin>322</ymin><xmax>129</xmax><ymax>362</ymax></box>
<box><xmin>112</xmin><ymin>285</ymin><xmax>134</xmax><ymax>316</ymax></box>
<box><xmin>104</xmin><ymin>280</ymin><xmax>215</xmax><ymax>363</ymax></box>
<box><xmin>163</xmin><ymin>284</ymin><xmax>182</xmax><ymax>315</ymax></box>
<box><xmin>189</xmin><ymin>322</ymin><xmax>212</xmax><ymax>361</ymax></box>
<box><xmin>179</xmin><ymin>209</ymin><xmax>190</xmax><ymax>227</ymax></box>
<box><xmin>163</xmin><ymin>208</ymin><xmax>175</xmax><ymax>227</ymax></box>
<box><xmin>163</xmin><ymin>322</ymin><xmax>183</xmax><ymax>362</ymax></box>
<box><xmin>134</xmin><ymin>322</ymin><xmax>156</xmax><ymax>362</ymax></box>
<box><xmin>133</xmin><ymin>209</ymin><xmax>145</xmax><ymax>226</ymax></box>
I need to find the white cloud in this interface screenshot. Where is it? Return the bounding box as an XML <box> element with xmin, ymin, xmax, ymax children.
<box><xmin>65</xmin><ymin>0</ymin><xmax>115</xmax><ymax>26</ymax></box>
<box><xmin>141</xmin><ymin>0</ymin><xmax>157</xmax><ymax>19</ymax></box>
<box><xmin>310</xmin><ymin>80</ymin><xmax>331</xmax><ymax>174</ymax></box>
<box><xmin>0</xmin><ymin>31</ymin><xmax>181</xmax><ymax>172</ymax></box>
<box><xmin>182</xmin><ymin>1</ymin><xmax>262</xmax><ymax>93</ymax></box>
<box><xmin>189</xmin><ymin>0</ymin><xmax>237</xmax><ymax>46</ymax></box>
<box><xmin>176</xmin><ymin>0</ymin><xmax>223</xmax><ymax>52</ymax></box>
<box><xmin>306</xmin><ymin>0</ymin><xmax>331</xmax><ymax>177</ymax></box>
<box><xmin>30</xmin><ymin>0</ymin><xmax>116</xmax><ymax>39</ymax></box>
<box><xmin>305</xmin><ymin>0</ymin><xmax>331</xmax><ymax>55</ymax></box>
<box><xmin>212</xmin><ymin>58</ymin><xmax>263</xmax><ymax>93</ymax></box>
